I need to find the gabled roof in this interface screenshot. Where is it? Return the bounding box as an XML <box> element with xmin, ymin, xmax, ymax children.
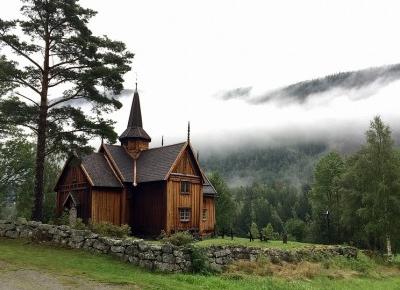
<box><xmin>102</xmin><ymin>144</ymin><xmax>133</xmax><ymax>182</ymax></box>
<box><xmin>103</xmin><ymin>142</ymin><xmax>187</xmax><ymax>183</ymax></box>
<box><xmin>137</xmin><ymin>142</ymin><xmax>187</xmax><ymax>183</ymax></box>
<box><xmin>81</xmin><ymin>153</ymin><xmax>122</xmax><ymax>188</ymax></box>
<box><xmin>54</xmin><ymin>152</ymin><xmax>122</xmax><ymax>190</ymax></box>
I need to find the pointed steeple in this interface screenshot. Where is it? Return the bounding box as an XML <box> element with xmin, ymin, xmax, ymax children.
<box><xmin>119</xmin><ymin>83</ymin><xmax>151</xmax><ymax>145</ymax></box>
<box><xmin>127</xmin><ymin>82</ymin><xmax>143</xmax><ymax>128</ymax></box>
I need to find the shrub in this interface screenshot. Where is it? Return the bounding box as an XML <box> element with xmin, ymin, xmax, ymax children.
<box><xmin>250</xmin><ymin>222</ymin><xmax>259</xmax><ymax>239</ymax></box>
<box><xmin>261</xmin><ymin>223</ymin><xmax>274</xmax><ymax>241</ymax></box>
<box><xmin>72</xmin><ymin>218</ymin><xmax>87</xmax><ymax>230</ymax></box>
<box><xmin>55</xmin><ymin>211</ymin><xmax>69</xmax><ymax>226</ymax></box>
<box><xmin>189</xmin><ymin>245</ymin><xmax>215</xmax><ymax>274</ymax></box>
<box><xmin>90</xmin><ymin>222</ymin><xmax>131</xmax><ymax>238</ymax></box>
<box><xmin>163</xmin><ymin>231</ymin><xmax>194</xmax><ymax>246</ymax></box>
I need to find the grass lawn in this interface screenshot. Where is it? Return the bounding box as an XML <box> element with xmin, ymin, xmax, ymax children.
<box><xmin>0</xmin><ymin>238</ymin><xmax>400</xmax><ymax>290</ymax></box>
<box><xmin>196</xmin><ymin>237</ymin><xmax>315</xmax><ymax>250</ymax></box>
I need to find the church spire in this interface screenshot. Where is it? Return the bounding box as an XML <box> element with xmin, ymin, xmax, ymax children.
<box><xmin>127</xmin><ymin>82</ymin><xmax>143</xmax><ymax>128</ymax></box>
<box><xmin>119</xmin><ymin>82</ymin><xmax>151</xmax><ymax>146</ymax></box>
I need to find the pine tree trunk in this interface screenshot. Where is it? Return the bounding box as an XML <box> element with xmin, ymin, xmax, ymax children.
<box><xmin>32</xmin><ymin>27</ymin><xmax>50</xmax><ymax>221</ymax></box>
<box><xmin>31</xmin><ymin>105</ymin><xmax>48</xmax><ymax>221</ymax></box>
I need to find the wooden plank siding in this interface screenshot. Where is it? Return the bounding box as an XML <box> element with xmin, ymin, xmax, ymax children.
<box><xmin>201</xmin><ymin>196</ymin><xmax>216</xmax><ymax>233</ymax></box>
<box><xmin>166</xmin><ymin>146</ymin><xmax>204</xmax><ymax>234</ymax></box>
<box><xmin>166</xmin><ymin>177</ymin><xmax>202</xmax><ymax>233</ymax></box>
<box><xmin>91</xmin><ymin>189</ymin><xmax>122</xmax><ymax>225</ymax></box>
<box><xmin>131</xmin><ymin>182</ymin><xmax>166</xmax><ymax>236</ymax></box>
<box><xmin>172</xmin><ymin>150</ymin><xmax>201</xmax><ymax>176</ymax></box>
<box><xmin>55</xmin><ymin>161</ymin><xmax>91</xmax><ymax>222</ymax></box>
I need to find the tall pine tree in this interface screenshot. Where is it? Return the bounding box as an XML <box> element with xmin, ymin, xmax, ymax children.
<box><xmin>0</xmin><ymin>0</ymin><xmax>134</xmax><ymax>220</ymax></box>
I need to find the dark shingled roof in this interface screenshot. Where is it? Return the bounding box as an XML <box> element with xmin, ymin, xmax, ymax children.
<box><xmin>103</xmin><ymin>144</ymin><xmax>133</xmax><ymax>182</ymax></box>
<box><xmin>104</xmin><ymin>142</ymin><xmax>186</xmax><ymax>183</ymax></box>
<box><xmin>136</xmin><ymin>142</ymin><xmax>186</xmax><ymax>183</ymax></box>
<box><xmin>203</xmin><ymin>175</ymin><xmax>217</xmax><ymax>196</ymax></box>
<box><xmin>81</xmin><ymin>153</ymin><xmax>122</xmax><ymax>188</ymax></box>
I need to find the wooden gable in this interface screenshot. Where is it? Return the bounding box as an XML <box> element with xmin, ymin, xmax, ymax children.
<box><xmin>171</xmin><ymin>144</ymin><xmax>202</xmax><ymax>177</ymax></box>
<box><xmin>55</xmin><ymin>156</ymin><xmax>90</xmax><ymax>191</ymax></box>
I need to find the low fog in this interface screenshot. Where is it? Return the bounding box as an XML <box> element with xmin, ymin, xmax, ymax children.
<box><xmin>217</xmin><ymin>63</ymin><xmax>400</xmax><ymax>105</ymax></box>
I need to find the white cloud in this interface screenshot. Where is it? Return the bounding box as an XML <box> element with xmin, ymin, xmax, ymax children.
<box><xmin>2</xmin><ymin>0</ymin><xmax>400</xmax><ymax>151</ymax></box>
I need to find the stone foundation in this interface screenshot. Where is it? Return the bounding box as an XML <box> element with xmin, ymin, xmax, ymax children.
<box><xmin>0</xmin><ymin>219</ymin><xmax>357</xmax><ymax>273</ymax></box>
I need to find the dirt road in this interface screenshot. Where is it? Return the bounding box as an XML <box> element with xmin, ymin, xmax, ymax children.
<box><xmin>0</xmin><ymin>261</ymin><xmax>137</xmax><ymax>290</ymax></box>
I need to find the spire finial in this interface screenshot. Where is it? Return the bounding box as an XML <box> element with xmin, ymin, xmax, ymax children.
<box><xmin>162</xmin><ymin>135</ymin><xmax>164</xmax><ymax>147</ymax></box>
<box><xmin>187</xmin><ymin>121</ymin><xmax>190</xmax><ymax>142</ymax></box>
<box><xmin>135</xmin><ymin>73</ymin><xmax>138</xmax><ymax>92</ymax></box>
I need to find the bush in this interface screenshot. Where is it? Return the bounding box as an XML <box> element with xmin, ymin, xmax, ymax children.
<box><xmin>90</xmin><ymin>222</ymin><xmax>131</xmax><ymax>238</ymax></box>
<box><xmin>72</xmin><ymin>218</ymin><xmax>87</xmax><ymax>230</ymax></box>
<box><xmin>250</xmin><ymin>222</ymin><xmax>259</xmax><ymax>239</ymax></box>
<box><xmin>55</xmin><ymin>211</ymin><xmax>69</xmax><ymax>226</ymax></box>
<box><xmin>162</xmin><ymin>231</ymin><xmax>194</xmax><ymax>246</ymax></box>
<box><xmin>261</xmin><ymin>223</ymin><xmax>274</xmax><ymax>241</ymax></box>
<box><xmin>189</xmin><ymin>245</ymin><xmax>215</xmax><ymax>274</ymax></box>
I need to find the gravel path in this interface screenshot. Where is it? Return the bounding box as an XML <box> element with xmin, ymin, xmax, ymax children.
<box><xmin>0</xmin><ymin>261</ymin><xmax>138</xmax><ymax>290</ymax></box>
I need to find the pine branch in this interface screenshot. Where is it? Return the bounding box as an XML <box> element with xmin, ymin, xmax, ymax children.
<box><xmin>11</xmin><ymin>78</ymin><xmax>41</xmax><ymax>95</ymax></box>
<box><xmin>15</xmin><ymin>92</ymin><xmax>39</xmax><ymax>107</ymax></box>
<box><xmin>49</xmin><ymin>57</ymin><xmax>81</xmax><ymax>69</ymax></box>
<box><xmin>48</xmin><ymin>92</ymin><xmax>84</xmax><ymax>108</ymax></box>
<box><xmin>0</xmin><ymin>36</ymin><xmax>43</xmax><ymax>73</ymax></box>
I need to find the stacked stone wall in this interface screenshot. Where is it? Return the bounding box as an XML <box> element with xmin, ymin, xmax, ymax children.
<box><xmin>0</xmin><ymin>219</ymin><xmax>357</xmax><ymax>273</ymax></box>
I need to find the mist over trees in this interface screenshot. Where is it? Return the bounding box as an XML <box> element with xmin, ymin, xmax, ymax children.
<box><xmin>203</xmin><ymin>143</ymin><xmax>327</xmax><ymax>188</ymax></box>
<box><xmin>208</xmin><ymin>116</ymin><xmax>400</xmax><ymax>255</ymax></box>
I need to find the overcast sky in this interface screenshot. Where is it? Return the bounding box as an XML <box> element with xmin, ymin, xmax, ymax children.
<box><xmin>2</xmin><ymin>0</ymin><xmax>400</xmax><ymax>152</ymax></box>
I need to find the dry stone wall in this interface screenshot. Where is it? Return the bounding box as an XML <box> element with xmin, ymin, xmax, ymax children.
<box><xmin>0</xmin><ymin>219</ymin><xmax>357</xmax><ymax>273</ymax></box>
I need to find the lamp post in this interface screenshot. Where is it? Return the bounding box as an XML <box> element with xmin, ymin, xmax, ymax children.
<box><xmin>322</xmin><ymin>210</ymin><xmax>330</xmax><ymax>244</ymax></box>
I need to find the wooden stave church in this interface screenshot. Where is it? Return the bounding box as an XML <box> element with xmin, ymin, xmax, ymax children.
<box><xmin>54</xmin><ymin>85</ymin><xmax>217</xmax><ymax>236</ymax></box>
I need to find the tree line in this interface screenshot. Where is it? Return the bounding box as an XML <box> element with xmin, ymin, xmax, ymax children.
<box><xmin>209</xmin><ymin>116</ymin><xmax>400</xmax><ymax>256</ymax></box>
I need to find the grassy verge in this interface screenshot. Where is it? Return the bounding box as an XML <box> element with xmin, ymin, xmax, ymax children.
<box><xmin>0</xmin><ymin>238</ymin><xmax>399</xmax><ymax>290</ymax></box>
<box><xmin>196</xmin><ymin>237</ymin><xmax>314</xmax><ymax>249</ymax></box>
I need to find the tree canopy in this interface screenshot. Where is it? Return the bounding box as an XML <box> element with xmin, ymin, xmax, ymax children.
<box><xmin>0</xmin><ymin>0</ymin><xmax>134</xmax><ymax>220</ymax></box>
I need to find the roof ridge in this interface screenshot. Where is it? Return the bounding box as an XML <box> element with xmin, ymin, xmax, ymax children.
<box><xmin>104</xmin><ymin>144</ymin><xmax>121</xmax><ymax>148</ymax></box>
<box><xmin>148</xmin><ymin>141</ymin><xmax>186</xmax><ymax>151</ymax></box>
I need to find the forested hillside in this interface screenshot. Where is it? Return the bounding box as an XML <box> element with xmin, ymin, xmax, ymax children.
<box><xmin>207</xmin><ymin>117</ymin><xmax>400</xmax><ymax>257</ymax></box>
<box><xmin>201</xmin><ymin>143</ymin><xmax>328</xmax><ymax>188</ymax></box>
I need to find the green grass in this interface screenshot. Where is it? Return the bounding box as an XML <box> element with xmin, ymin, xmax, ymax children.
<box><xmin>0</xmin><ymin>238</ymin><xmax>400</xmax><ymax>290</ymax></box>
<box><xmin>196</xmin><ymin>237</ymin><xmax>314</xmax><ymax>250</ymax></box>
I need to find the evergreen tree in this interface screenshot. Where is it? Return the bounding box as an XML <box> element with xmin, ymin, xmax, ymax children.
<box><xmin>0</xmin><ymin>0</ymin><xmax>134</xmax><ymax>220</ymax></box>
<box><xmin>208</xmin><ymin>172</ymin><xmax>236</xmax><ymax>234</ymax></box>
<box><xmin>310</xmin><ymin>151</ymin><xmax>344</xmax><ymax>243</ymax></box>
